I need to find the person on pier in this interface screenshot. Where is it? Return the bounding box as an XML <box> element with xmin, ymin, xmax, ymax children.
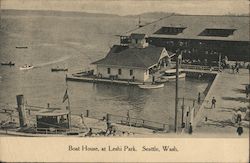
<box><xmin>211</xmin><ymin>97</ymin><xmax>216</xmax><ymax>109</ymax></box>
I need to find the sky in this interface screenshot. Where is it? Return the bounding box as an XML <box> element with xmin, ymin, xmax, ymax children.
<box><xmin>1</xmin><ymin>0</ymin><xmax>249</xmax><ymax>16</ymax></box>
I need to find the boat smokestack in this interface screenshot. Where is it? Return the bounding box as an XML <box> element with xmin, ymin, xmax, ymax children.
<box><xmin>16</xmin><ymin>94</ymin><xmax>27</xmax><ymax>127</ymax></box>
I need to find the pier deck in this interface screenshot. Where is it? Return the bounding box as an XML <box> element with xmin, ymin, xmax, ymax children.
<box><xmin>66</xmin><ymin>68</ymin><xmax>218</xmax><ymax>86</ymax></box>
<box><xmin>183</xmin><ymin>69</ymin><xmax>218</xmax><ymax>74</ymax></box>
<box><xmin>66</xmin><ymin>75</ymin><xmax>143</xmax><ymax>85</ymax></box>
<box><xmin>194</xmin><ymin>69</ymin><xmax>249</xmax><ymax>136</ymax></box>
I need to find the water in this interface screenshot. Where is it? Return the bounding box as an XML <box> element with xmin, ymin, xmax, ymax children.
<box><xmin>0</xmin><ymin>12</ymin><xmax>209</xmax><ymax>127</ymax></box>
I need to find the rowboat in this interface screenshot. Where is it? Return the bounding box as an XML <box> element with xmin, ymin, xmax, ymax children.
<box><xmin>19</xmin><ymin>65</ymin><xmax>34</xmax><ymax>70</ymax></box>
<box><xmin>161</xmin><ymin>69</ymin><xmax>186</xmax><ymax>80</ymax></box>
<box><xmin>155</xmin><ymin>77</ymin><xmax>168</xmax><ymax>83</ymax></box>
<box><xmin>72</xmin><ymin>70</ymin><xmax>94</xmax><ymax>77</ymax></box>
<box><xmin>16</xmin><ymin>46</ymin><xmax>28</xmax><ymax>49</ymax></box>
<box><xmin>51</xmin><ymin>68</ymin><xmax>68</xmax><ymax>72</ymax></box>
<box><xmin>1</xmin><ymin>62</ymin><xmax>15</xmax><ymax>66</ymax></box>
<box><xmin>138</xmin><ymin>83</ymin><xmax>164</xmax><ymax>89</ymax></box>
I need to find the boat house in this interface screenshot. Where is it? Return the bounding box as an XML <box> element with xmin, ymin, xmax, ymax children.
<box><xmin>92</xmin><ymin>34</ymin><xmax>170</xmax><ymax>82</ymax></box>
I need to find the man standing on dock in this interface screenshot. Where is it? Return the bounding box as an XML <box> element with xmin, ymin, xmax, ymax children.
<box><xmin>236</xmin><ymin>65</ymin><xmax>239</xmax><ymax>74</ymax></box>
<box><xmin>246</xmin><ymin>85</ymin><xmax>249</xmax><ymax>98</ymax></box>
<box><xmin>211</xmin><ymin>97</ymin><xmax>216</xmax><ymax>109</ymax></box>
<box><xmin>236</xmin><ymin>124</ymin><xmax>243</xmax><ymax>136</ymax></box>
<box><xmin>197</xmin><ymin>92</ymin><xmax>201</xmax><ymax>104</ymax></box>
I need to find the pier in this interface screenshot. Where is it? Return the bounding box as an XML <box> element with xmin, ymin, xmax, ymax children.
<box><xmin>66</xmin><ymin>65</ymin><xmax>218</xmax><ymax>86</ymax></box>
<box><xmin>193</xmin><ymin>69</ymin><xmax>249</xmax><ymax>136</ymax></box>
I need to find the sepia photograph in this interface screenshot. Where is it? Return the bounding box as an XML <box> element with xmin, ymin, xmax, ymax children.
<box><xmin>0</xmin><ymin>0</ymin><xmax>249</xmax><ymax>162</ymax></box>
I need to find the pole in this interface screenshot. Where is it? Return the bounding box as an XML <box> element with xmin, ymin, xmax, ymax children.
<box><xmin>67</xmin><ymin>94</ymin><xmax>71</xmax><ymax>129</ymax></box>
<box><xmin>174</xmin><ymin>53</ymin><xmax>179</xmax><ymax>133</ymax></box>
<box><xmin>219</xmin><ymin>53</ymin><xmax>221</xmax><ymax>71</ymax></box>
<box><xmin>66</xmin><ymin>81</ymin><xmax>71</xmax><ymax>130</ymax></box>
<box><xmin>181</xmin><ymin>97</ymin><xmax>184</xmax><ymax>127</ymax></box>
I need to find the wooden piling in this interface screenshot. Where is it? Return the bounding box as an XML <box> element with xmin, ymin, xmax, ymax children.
<box><xmin>86</xmin><ymin>110</ymin><xmax>89</xmax><ymax>117</ymax></box>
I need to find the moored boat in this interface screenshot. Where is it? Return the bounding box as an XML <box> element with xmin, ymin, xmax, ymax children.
<box><xmin>161</xmin><ymin>69</ymin><xmax>186</xmax><ymax>80</ymax></box>
<box><xmin>51</xmin><ymin>67</ymin><xmax>68</xmax><ymax>72</ymax></box>
<box><xmin>16</xmin><ymin>46</ymin><xmax>28</xmax><ymax>49</ymax></box>
<box><xmin>20</xmin><ymin>64</ymin><xmax>34</xmax><ymax>70</ymax></box>
<box><xmin>72</xmin><ymin>70</ymin><xmax>94</xmax><ymax>77</ymax></box>
<box><xmin>0</xmin><ymin>95</ymin><xmax>88</xmax><ymax>137</ymax></box>
<box><xmin>1</xmin><ymin>62</ymin><xmax>15</xmax><ymax>66</ymax></box>
<box><xmin>138</xmin><ymin>83</ymin><xmax>164</xmax><ymax>89</ymax></box>
<box><xmin>155</xmin><ymin>77</ymin><xmax>168</xmax><ymax>83</ymax></box>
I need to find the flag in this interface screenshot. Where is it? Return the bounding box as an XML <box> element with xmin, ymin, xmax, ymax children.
<box><xmin>62</xmin><ymin>89</ymin><xmax>69</xmax><ymax>103</ymax></box>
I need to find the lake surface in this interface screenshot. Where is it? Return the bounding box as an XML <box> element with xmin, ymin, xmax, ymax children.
<box><xmin>0</xmin><ymin>12</ymin><xmax>209</xmax><ymax>128</ymax></box>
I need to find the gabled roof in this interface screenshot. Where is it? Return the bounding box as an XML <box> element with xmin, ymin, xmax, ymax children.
<box><xmin>92</xmin><ymin>45</ymin><xmax>168</xmax><ymax>69</ymax></box>
<box><xmin>126</xmin><ymin>15</ymin><xmax>249</xmax><ymax>42</ymax></box>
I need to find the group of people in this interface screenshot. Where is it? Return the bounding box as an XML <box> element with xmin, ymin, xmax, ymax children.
<box><xmin>209</xmin><ymin>96</ymin><xmax>245</xmax><ymax>136</ymax></box>
<box><xmin>181</xmin><ymin>122</ymin><xmax>193</xmax><ymax>135</ymax></box>
<box><xmin>234</xmin><ymin>110</ymin><xmax>244</xmax><ymax>136</ymax></box>
<box><xmin>231</xmin><ymin>64</ymin><xmax>240</xmax><ymax>74</ymax></box>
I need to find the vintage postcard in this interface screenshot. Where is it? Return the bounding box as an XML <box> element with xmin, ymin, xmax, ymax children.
<box><xmin>0</xmin><ymin>0</ymin><xmax>249</xmax><ymax>162</ymax></box>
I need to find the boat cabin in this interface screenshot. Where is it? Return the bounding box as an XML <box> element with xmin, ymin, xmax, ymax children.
<box><xmin>35</xmin><ymin>109</ymin><xmax>70</xmax><ymax>130</ymax></box>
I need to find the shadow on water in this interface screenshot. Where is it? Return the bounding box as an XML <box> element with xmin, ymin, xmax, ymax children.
<box><xmin>232</xmin><ymin>88</ymin><xmax>246</xmax><ymax>94</ymax></box>
<box><xmin>205</xmin><ymin>119</ymin><xmax>236</xmax><ymax>128</ymax></box>
<box><xmin>222</xmin><ymin>97</ymin><xmax>249</xmax><ymax>103</ymax></box>
<box><xmin>218</xmin><ymin>107</ymin><xmax>248</xmax><ymax>113</ymax></box>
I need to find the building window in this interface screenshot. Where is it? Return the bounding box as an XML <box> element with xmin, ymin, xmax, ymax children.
<box><xmin>130</xmin><ymin>69</ymin><xmax>133</xmax><ymax>76</ymax></box>
<box><xmin>107</xmin><ymin>68</ymin><xmax>111</xmax><ymax>74</ymax></box>
<box><xmin>118</xmin><ymin>69</ymin><xmax>122</xmax><ymax>75</ymax></box>
<box><xmin>135</xmin><ymin>39</ymin><xmax>138</xmax><ymax>44</ymax></box>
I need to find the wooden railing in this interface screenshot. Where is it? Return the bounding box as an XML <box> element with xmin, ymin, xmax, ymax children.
<box><xmin>82</xmin><ymin>110</ymin><xmax>169</xmax><ymax>131</ymax></box>
<box><xmin>180</xmin><ymin>64</ymin><xmax>220</xmax><ymax>71</ymax></box>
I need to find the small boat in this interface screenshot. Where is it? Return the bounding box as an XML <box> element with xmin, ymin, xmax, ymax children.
<box><xmin>155</xmin><ymin>77</ymin><xmax>168</xmax><ymax>83</ymax></box>
<box><xmin>0</xmin><ymin>94</ymin><xmax>88</xmax><ymax>137</ymax></box>
<box><xmin>138</xmin><ymin>83</ymin><xmax>164</xmax><ymax>89</ymax></box>
<box><xmin>161</xmin><ymin>69</ymin><xmax>186</xmax><ymax>80</ymax></box>
<box><xmin>16</xmin><ymin>46</ymin><xmax>28</xmax><ymax>49</ymax></box>
<box><xmin>1</xmin><ymin>62</ymin><xmax>15</xmax><ymax>66</ymax></box>
<box><xmin>51</xmin><ymin>67</ymin><xmax>68</xmax><ymax>72</ymax></box>
<box><xmin>19</xmin><ymin>64</ymin><xmax>34</xmax><ymax>70</ymax></box>
<box><xmin>72</xmin><ymin>70</ymin><xmax>94</xmax><ymax>77</ymax></box>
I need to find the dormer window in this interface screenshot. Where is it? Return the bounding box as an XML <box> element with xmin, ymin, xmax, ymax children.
<box><xmin>154</xmin><ymin>27</ymin><xmax>186</xmax><ymax>35</ymax></box>
<box><xmin>199</xmin><ymin>28</ymin><xmax>236</xmax><ymax>37</ymax></box>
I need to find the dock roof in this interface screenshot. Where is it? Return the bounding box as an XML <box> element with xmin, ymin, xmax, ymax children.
<box><xmin>126</xmin><ymin>15</ymin><xmax>249</xmax><ymax>42</ymax></box>
<box><xmin>92</xmin><ymin>45</ymin><xmax>168</xmax><ymax>69</ymax></box>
